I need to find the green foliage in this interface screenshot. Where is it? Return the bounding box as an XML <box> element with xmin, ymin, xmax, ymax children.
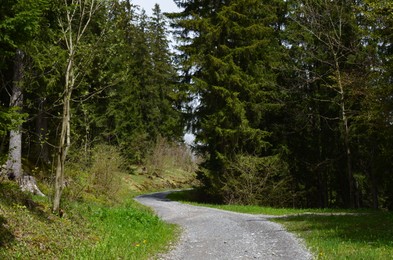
<box><xmin>221</xmin><ymin>154</ymin><xmax>292</xmax><ymax>206</ymax></box>
<box><xmin>0</xmin><ymin>106</ymin><xmax>27</xmax><ymax>166</ymax></box>
<box><xmin>62</xmin><ymin>144</ymin><xmax>125</xmax><ymax>203</ymax></box>
<box><xmin>1</xmin><ymin>0</ymin><xmax>393</xmax><ymax>213</ymax></box>
<box><xmin>0</xmin><ymin>106</ymin><xmax>26</xmax><ymax>138</ymax></box>
<box><xmin>0</xmin><ymin>0</ymin><xmax>49</xmax><ymax>58</ymax></box>
<box><xmin>170</xmin><ymin>0</ymin><xmax>286</xmax><ymax>203</ymax></box>
<box><xmin>0</xmin><ymin>151</ymin><xmax>181</xmax><ymax>259</ymax></box>
<box><xmin>0</xmin><ymin>180</ymin><xmax>93</xmax><ymax>259</ymax></box>
<box><xmin>84</xmin><ymin>3</ymin><xmax>184</xmax><ymax>164</ymax></box>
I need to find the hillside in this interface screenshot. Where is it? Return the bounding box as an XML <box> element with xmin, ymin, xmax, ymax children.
<box><xmin>0</xmin><ymin>151</ymin><xmax>197</xmax><ymax>259</ymax></box>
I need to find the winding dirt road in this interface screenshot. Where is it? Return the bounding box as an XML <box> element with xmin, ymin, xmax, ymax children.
<box><xmin>135</xmin><ymin>191</ymin><xmax>313</xmax><ymax>260</ymax></box>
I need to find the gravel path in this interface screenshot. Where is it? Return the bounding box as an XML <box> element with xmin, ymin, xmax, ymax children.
<box><xmin>135</xmin><ymin>191</ymin><xmax>313</xmax><ymax>260</ymax></box>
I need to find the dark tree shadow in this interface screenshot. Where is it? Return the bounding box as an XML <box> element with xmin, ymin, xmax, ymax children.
<box><xmin>0</xmin><ymin>181</ymin><xmax>52</xmax><ymax>223</ymax></box>
<box><xmin>273</xmin><ymin>212</ymin><xmax>393</xmax><ymax>248</ymax></box>
<box><xmin>0</xmin><ymin>215</ymin><xmax>15</xmax><ymax>247</ymax></box>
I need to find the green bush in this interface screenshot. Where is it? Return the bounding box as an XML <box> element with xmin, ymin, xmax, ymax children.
<box><xmin>221</xmin><ymin>154</ymin><xmax>293</xmax><ymax>206</ymax></box>
<box><xmin>89</xmin><ymin>145</ymin><xmax>124</xmax><ymax>197</ymax></box>
<box><xmin>145</xmin><ymin>137</ymin><xmax>198</xmax><ymax>177</ymax></box>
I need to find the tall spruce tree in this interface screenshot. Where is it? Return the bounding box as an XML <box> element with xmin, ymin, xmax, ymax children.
<box><xmin>103</xmin><ymin>3</ymin><xmax>182</xmax><ymax>163</ymax></box>
<box><xmin>354</xmin><ymin>0</ymin><xmax>393</xmax><ymax>209</ymax></box>
<box><xmin>170</xmin><ymin>0</ymin><xmax>288</xmax><ymax>203</ymax></box>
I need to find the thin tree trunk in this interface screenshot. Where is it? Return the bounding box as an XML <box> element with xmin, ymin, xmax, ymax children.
<box><xmin>52</xmin><ymin>0</ymin><xmax>100</xmax><ymax>214</ymax></box>
<box><xmin>335</xmin><ymin>56</ymin><xmax>355</xmax><ymax>208</ymax></box>
<box><xmin>53</xmin><ymin>57</ymin><xmax>73</xmax><ymax>213</ymax></box>
<box><xmin>6</xmin><ymin>49</ymin><xmax>24</xmax><ymax>181</ymax></box>
<box><xmin>369</xmin><ymin>147</ymin><xmax>378</xmax><ymax>209</ymax></box>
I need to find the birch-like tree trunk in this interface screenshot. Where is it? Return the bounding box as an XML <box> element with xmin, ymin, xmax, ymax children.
<box><xmin>53</xmin><ymin>0</ymin><xmax>100</xmax><ymax>214</ymax></box>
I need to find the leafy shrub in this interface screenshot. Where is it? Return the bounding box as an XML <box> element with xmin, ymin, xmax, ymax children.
<box><xmin>88</xmin><ymin>145</ymin><xmax>124</xmax><ymax>197</ymax></box>
<box><xmin>145</xmin><ymin>136</ymin><xmax>198</xmax><ymax>177</ymax></box>
<box><xmin>221</xmin><ymin>154</ymin><xmax>293</xmax><ymax>206</ymax></box>
<box><xmin>63</xmin><ymin>144</ymin><xmax>125</xmax><ymax>202</ymax></box>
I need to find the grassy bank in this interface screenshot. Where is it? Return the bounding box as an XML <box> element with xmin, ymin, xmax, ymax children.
<box><xmin>168</xmin><ymin>190</ymin><xmax>393</xmax><ymax>259</ymax></box>
<box><xmin>0</xmin><ymin>180</ymin><xmax>178</xmax><ymax>259</ymax></box>
<box><xmin>0</xmin><ymin>143</ymin><xmax>196</xmax><ymax>259</ymax></box>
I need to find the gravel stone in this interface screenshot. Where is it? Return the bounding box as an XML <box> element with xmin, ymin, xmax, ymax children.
<box><xmin>135</xmin><ymin>191</ymin><xmax>313</xmax><ymax>260</ymax></box>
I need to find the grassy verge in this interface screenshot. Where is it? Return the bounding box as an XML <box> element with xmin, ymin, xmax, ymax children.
<box><xmin>69</xmin><ymin>199</ymin><xmax>178</xmax><ymax>259</ymax></box>
<box><xmin>0</xmin><ymin>179</ymin><xmax>178</xmax><ymax>259</ymax></box>
<box><xmin>274</xmin><ymin>213</ymin><xmax>393</xmax><ymax>259</ymax></box>
<box><xmin>167</xmin><ymin>189</ymin><xmax>393</xmax><ymax>259</ymax></box>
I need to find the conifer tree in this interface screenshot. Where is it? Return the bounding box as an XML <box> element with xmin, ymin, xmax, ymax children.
<box><xmin>170</xmin><ymin>0</ymin><xmax>287</xmax><ymax>202</ymax></box>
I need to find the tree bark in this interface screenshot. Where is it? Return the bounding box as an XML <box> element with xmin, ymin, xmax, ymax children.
<box><xmin>5</xmin><ymin>49</ymin><xmax>24</xmax><ymax>181</ymax></box>
<box><xmin>53</xmin><ymin>57</ymin><xmax>73</xmax><ymax>213</ymax></box>
<box><xmin>52</xmin><ymin>0</ymin><xmax>100</xmax><ymax>213</ymax></box>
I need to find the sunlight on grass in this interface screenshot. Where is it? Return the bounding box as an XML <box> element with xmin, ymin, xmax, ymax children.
<box><xmin>275</xmin><ymin>213</ymin><xmax>393</xmax><ymax>259</ymax></box>
<box><xmin>73</xmin><ymin>200</ymin><xmax>178</xmax><ymax>259</ymax></box>
<box><xmin>167</xmin><ymin>190</ymin><xmax>361</xmax><ymax>215</ymax></box>
<box><xmin>167</xmin><ymin>189</ymin><xmax>393</xmax><ymax>259</ymax></box>
<box><xmin>0</xmin><ymin>179</ymin><xmax>178</xmax><ymax>259</ymax></box>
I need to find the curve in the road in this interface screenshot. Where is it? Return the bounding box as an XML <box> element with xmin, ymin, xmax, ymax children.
<box><xmin>135</xmin><ymin>191</ymin><xmax>313</xmax><ymax>260</ymax></box>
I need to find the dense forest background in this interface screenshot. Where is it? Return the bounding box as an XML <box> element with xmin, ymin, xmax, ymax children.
<box><xmin>1</xmin><ymin>0</ymin><xmax>393</xmax><ymax>210</ymax></box>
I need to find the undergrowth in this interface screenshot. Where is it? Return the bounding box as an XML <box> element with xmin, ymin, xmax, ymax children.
<box><xmin>0</xmin><ymin>179</ymin><xmax>178</xmax><ymax>259</ymax></box>
<box><xmin>0</xmin><ymin>143</ymin><xmax>193</xmax><ymax>259</ymax></box>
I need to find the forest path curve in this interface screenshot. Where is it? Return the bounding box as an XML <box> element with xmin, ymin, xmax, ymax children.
<box><xmin>135</xmin><ymin>191</ymin><xmax>313</xmax><ymax>260</ymax></box>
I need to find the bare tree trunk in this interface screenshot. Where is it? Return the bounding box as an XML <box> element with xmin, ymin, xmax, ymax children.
<box><xmin>335</xmin><ymin>56</ymin><xmax>356</xmax><ymax>208</ymax></box>
<box><xmin>5</xmin><ymin>49</ymin><xmax>24</xmax><ymax>181</ymax></box>
<box><xmin>52</xmin><ymin>0</ymin><xmax>100</xmax><ymax>213</ymax></box>
<box><xmin>53</xmin><ymin>57</ymin><xmax>73</xmax><ymax>213</ymax></box>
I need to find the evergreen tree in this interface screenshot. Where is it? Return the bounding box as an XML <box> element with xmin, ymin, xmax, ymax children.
<box><xmin>284</xmin><ymin>0</ymin><xmax>372</xmax><ymax>207</ymax></box>
<box><xmin>170</xmin><ymin>0</ymin><xmax>288</xmax><ymax>203</ymax></box>
<box><xmin>102</xmin><ymin>3</ymin><xmax>182</xmax><ymax>163</ymax></box>
<box><xmin>0</xmin><ymin>0</ymin><xmax>49</xmax><ymax>180</ymax></box>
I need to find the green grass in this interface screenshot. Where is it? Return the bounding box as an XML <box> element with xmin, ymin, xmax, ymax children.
<box><xmin>274</xmin><ymin>213</ymin><xmax>393</xmax><ymax>259</ymax></box>
<box><xmin>70</xmin><ymin>200</ymin><xmax>178</xmax><ymax>259</ymax></box>
<box><xmin>167</xmin><ymin>190</ymin><xmax>363</xmax><ymax>215</ymax></box>
<box><xmin>0</xmin><ymin>179</ymin><xmax>178</xmax><ymax>259</ymax></box>
<box><xmin>168</xmin><ymin>189</ymin><xmax>393</xmax><ymax>259</ymax></box>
